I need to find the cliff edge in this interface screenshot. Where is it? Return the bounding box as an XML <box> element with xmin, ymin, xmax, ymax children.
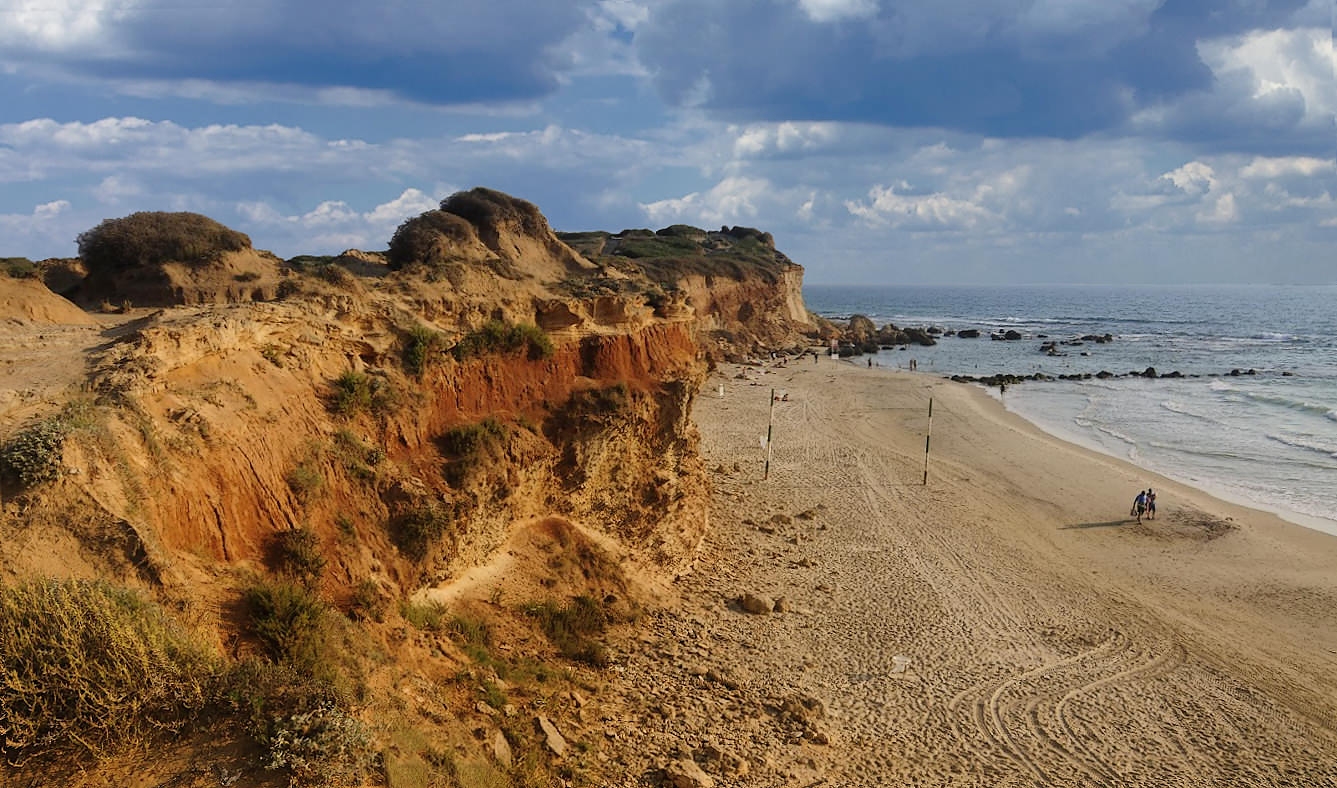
<box><xmin>0</xmin><ymin>190</ymin><xmax>814</xmax><ymax>786</ymax></box>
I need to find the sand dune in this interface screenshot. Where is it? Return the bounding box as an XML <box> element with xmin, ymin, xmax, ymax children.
<box><xmin>598</xmin><ymin>357</ymin><xmax>1337</xmax><ymax>786</ymax></box>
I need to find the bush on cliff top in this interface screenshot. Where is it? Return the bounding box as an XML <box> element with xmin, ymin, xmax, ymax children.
<box><xmin>451</xmin><ymin>320</ymin><xmax>553</xmax><ymax>361</ymax></box>
<box><xmin>0</xmin><ymin>578</ymin><xmax>219</xmax><ymax>762</ymax></box>
<box><xmin>77</xmin><ymin>211</ymin><xmax>251</xmax><ymax>273</ymax></box>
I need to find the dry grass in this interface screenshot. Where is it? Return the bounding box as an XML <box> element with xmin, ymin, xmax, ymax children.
<box><xmin>0</xmin><ymin>578</ymin><xmax>220</xmax><ymax>763</ymax></box>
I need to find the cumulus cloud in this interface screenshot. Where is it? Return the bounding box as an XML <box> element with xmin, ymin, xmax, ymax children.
<box><xmin>639</xmin><ymin>176</ymin><xmax>779</xmax><ymax>225</ymax></box>
<box><xmin>1129</xmin><ymin>27</ymin><xmax>1335</xmax><ymax>153</ymax></box>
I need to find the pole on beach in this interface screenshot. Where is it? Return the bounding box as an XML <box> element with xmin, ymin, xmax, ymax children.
<box><xmin>765</xmin><ymin>388</ymin><xmax>775</xmax><ymax>480</ymax></box>
<box><xmin>922</xmin><ymin>397</ymin><xmax>933</xmax><ymax>485</ymax></box>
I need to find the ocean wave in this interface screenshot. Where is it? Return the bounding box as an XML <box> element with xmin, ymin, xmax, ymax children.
<box><xmin>1159</xmin><ymin>399</ymin><xmax>1222</xmax><ymax>424</ymax></box>
<box><xmin>1266</xmin><ymin>432</ymin><xmax>1337</xmax><ymax>461</ymax></box>
<box><xmin>1233</xmin><ymin>389</ymin><xmax>1337</xmax><ymax>418</ymax></box>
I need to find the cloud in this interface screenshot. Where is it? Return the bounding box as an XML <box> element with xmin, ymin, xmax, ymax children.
<box><xmin>233</xmin><ymin>189</ymin><xmax>447</xmax><ymax>253</ymax></box>
<box><xmin>635</xmin><ymin>0</ymin><xmax>1312</xmax><ymax>149</ymax></box>
<box><xmin>1129</xmin><ymin>26</ymin><xmax>1335</xmax><ymax>153</ymax></box>
<box><xmin>0</xmin><ymin>199</ymin><xmax>74</xmax><ymax>256</ymax></box>
<box><xmin>639</xmin><ymin>176</ymin><xmax>779</xmax><ymax>225</ymax></box>
<box><xmin>798</xmin><ymin>0</ymin><xmax>879</xmax><ymax>24</ymax></box>
<box><xmin>0</xmin><ymin>0</ymin><xmax>594</xmax><ymax>105</ymax></box>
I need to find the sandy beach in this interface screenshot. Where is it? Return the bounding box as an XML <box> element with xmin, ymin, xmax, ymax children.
<box><xmin>596</xmin><ymin>356</ymin><xmax>1337</xmax><ymax>786</ymax></box>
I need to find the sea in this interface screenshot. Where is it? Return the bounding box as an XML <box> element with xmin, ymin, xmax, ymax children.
<box><xmin>804</xmin><ymin>284</ymin><xmax>1337</xmax><ymax>537</ymax></box>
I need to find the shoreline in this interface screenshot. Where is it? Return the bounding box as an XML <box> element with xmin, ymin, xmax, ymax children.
<box><xmin>598</xmin><ymin>354</ymin><xmax>1337</xmax><ymax>785</ymax></box>
<box><xmin>989</xmin><ymin>381</ymin><xmax>1337</xmax><ymax>539</ymax></box>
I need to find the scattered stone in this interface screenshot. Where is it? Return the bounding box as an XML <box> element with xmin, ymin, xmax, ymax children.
<box><xmin>491</xmin><ymin>729</ymin><xmax>513</xmax><ymax>767</ymax></box>
<box><xmin>740</xmin><ymin>593</ymin><xmax>773</xmax><ymax>614</ymax></box>
<box><xmin>535</xmin><ymin>715</ymin><xmax>567</xmax><ymax>757</ymax></box>
<box><xmin>476</xmin><ymin>701</ymin><xmax>497</xmax><ymax>716</ymax></box>
<box><xmin>665</xmin><ymin>758</ymin><xmax>716</xmax><ymax>788</ymax></box>
<box><xmin>773</xmin><ymin>597</ymin><xmax>789</xmax><ymax>614</ymax></box>
<box><xmin>795</xmin><ymin>508</ymin><xmax>819</xmax><ymax>520</ymax></box>
<box><xmin>770</xmin><ymin>513</ymin><xmax>793</xmax><ymax>525</ymax></box>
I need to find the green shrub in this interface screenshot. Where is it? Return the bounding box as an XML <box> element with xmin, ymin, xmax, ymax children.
<box><xmin>270</xmin><ymin>527</ymin><xmax>327</xmax><ymax>584</ymax></box>
<box><xmin>1</xmin><ymin>257</ymin><xmax>37</xmax><ymax>278</ymax></box>
<box><xmin>439</xmin><ymin>418</ymin><xmax>507</xmax><ymax>487</ymax></box>
<box><xmin>439</xmin><ymin>418</ymin><xmax>507</xmax><ymax>457</ymax></box>
<box><xmin>286</xmin><ymin>461</ymin><xmax>324</xmax><ymax>503</ymax></box>
<box><xmin>386</xmin><ymin>209</ymin><xmax>473</xmax><ymax>271</ymax></box>
<box><xmin>0</xmin><ymin>416</ymin><xmax>70</xmax><ymax>487</ymax></box>
<box><xmin>348</xmin><ymin>580</ymin><xmax>386</xmax><ymax>623</ymax></box>
<box><xmin>400</xmin><ymin>600</ymin><xmax>447</xmax><ymax>631</ymax></box>
<box><xmin>451</xmin><ymin>320</ymin><xmax>553</xmax><ymax>361</ymax></box>
<box><xmin>402</xmin><ymin>324</ymin><xmax>443</xmax><ymax>378</ymax></box>
<box><xmin>329</xmin><ymin>371</ymin><xmax>395</xmax><ymax>417</ymax></box>
<box><xmin>523</xmin><ymin>596</ymin><xmax>612</xmax><ymax>667</ymax></box>
<box><xmin>77</xmin><ymin>211</ymin><xmax>250</xmax><ymax>273</ymax></box>
<box><xmin>243</xmin><ymin>579</ymin><xmax>329</xmax><ymax>676</ymax></box>
<box><xmin>0</xmin><ymin>578</ymin><xmax>219</xmax><ymax>761</ymax></box>
<box><xmin>263</xmin><ymin>700</ymin><xmax>377</xmax><ymax>788</ymax></box>
<box><xmin>391</xmin><ymin>504</ymin><xmax>452</xmax><ymax>561</ymax></box>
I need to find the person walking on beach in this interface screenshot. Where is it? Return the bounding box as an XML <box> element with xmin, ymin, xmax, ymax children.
<box><xmin>1132</xmin><ymin>489</ymin><xmax>1148</xmax><ymax>523</ymax></box>
<box><xmin>1146</xmin><ymin>488</ymin><xmax>1157</xmax><ymax>520</ymax></box>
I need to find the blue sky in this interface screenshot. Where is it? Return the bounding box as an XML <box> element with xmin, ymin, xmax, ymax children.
<box><xmin>0</xmin><ymin>0</ymin><xmax>1332</xmax><ymax>284</ymax></box>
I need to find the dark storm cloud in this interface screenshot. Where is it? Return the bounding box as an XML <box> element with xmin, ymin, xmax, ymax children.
<box><xmin>1</xmin><ymin>0</ymin><xmax>591</xmax><ymax>104</ymax></box>
<box><xmin>636</xmin><ymin>0</ymin><xmax>1312</xmax><ymax>145</ymax></box>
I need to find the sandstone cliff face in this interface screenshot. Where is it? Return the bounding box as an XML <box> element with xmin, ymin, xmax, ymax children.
<box><xmin>1</xmin><ymin>193</ymin><xmax>810</xmax><ymax>599</ymax></box>
<box><xmin>0</xmin><ymin>191</ymin><xmax>818</xmax><ymax>784</ymax></box>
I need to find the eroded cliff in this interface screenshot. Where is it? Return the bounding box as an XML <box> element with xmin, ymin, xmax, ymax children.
<box><xmin>0</xmin><ymin>189</ymin><xmax>813</xmax><ymax>786</ymax></box>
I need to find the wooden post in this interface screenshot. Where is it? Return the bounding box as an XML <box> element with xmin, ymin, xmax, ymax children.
<box><xmin>765</xmin><ymin>388</ymin><xmax>775</xmax><ymax>480</ymax></box>
<box><xmin>922</xmin><ymin>397</ymin><xmax>933</xmax><ymax>485</ymax></box>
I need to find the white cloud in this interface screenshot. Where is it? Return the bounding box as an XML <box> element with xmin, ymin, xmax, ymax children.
<box><xmin>798</xmin><ymin>0</ymin><xmax>878</xmax><ymax>24</ymax></box>
<box><xmin>845</xmin><ymin>183</ymin><xmax>994</xmax><ymax>230</ymax></box>
<box><xmin>1197</xmin><ymin>192</ymin><xmax>1238</xmax><ymax>225</ymax></box>
<box><xmin>1199</xmin><ymin>27</ymin><xmax>1335</xmax><ymax>123</ymax></box>
<box><xmin>1239</xmin><ymin>156</ymin><xmax>1335</xmax><ymax>180</ymax></box>
<box><xmin>639</xmin><ymin>176</ymin><xmax>784</xmax><ymax>225</ymax></box>
<box><xmin>1162</xmin><ymin>161</ymin><xmax>1217</xmax><ymax>196</ymax></box>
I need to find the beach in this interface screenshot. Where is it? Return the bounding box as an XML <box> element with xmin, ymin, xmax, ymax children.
<box><xmin>596</xmin><ymin>356</ymin><xmax>1337</xmax><ymax>786</ymax></box>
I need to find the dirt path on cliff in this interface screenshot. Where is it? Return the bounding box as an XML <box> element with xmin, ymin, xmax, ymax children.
<box><xmin>595</xmin><ymin>358</ymin><xmax>1337</xmax><ymax>787</ymax></box>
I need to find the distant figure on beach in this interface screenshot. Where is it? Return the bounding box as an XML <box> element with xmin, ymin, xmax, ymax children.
<box><xmin>868</xmin><ymin>358</ymin><xmax>872</xmax><ymax>368</ymax></box>
<box><xmin>1131</xmin><ymin>490</ymin><xmax>1148</xmax><ymax>523</ymax></box>
<box><xmin>1146</xmin><ymin>489</ymin><xmax>1156</xmax><ymax>520</ymax></box>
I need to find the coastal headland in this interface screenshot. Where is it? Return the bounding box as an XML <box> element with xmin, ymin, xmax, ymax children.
<box><xmin>1</xmin><ymin>190</ymin><xmax>1333</xmax><ymax>786</ymax></box>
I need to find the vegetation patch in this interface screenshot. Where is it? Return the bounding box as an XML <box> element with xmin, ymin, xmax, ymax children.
<box><xmin>242</xmin><ymin>579</ymin><xmax>332</xmax><ymax>679</ymax></box>
<box><xmin>76</xmin><ymin>211</ymin><xmax>251</xmax><ymax>272</ymax></box>
<box><xmin>286</xmin><ymin>459</ymin><xmax>324</xmax><ymax>504</ymax></box>
<box><xmin>329</xmin><ymin>370</ymin><xmax>395</xmax><ymax>417</ymax></box>
<box><xmin>390</xmin><ymin>503</ymin><xmax>453</xmax><ymax>561</ymax></box>
<box><xmin>1</xmin><ymin>257</ymin><xmax>37</xmax><ymax>278</ymax></box>
<box><xmin>0</xmin><ymin>402</ymin><xmax>99</xmax><ymax>488</ymax></box>
<box><xmin>262</xmin><ymin>700</ymin><xmax>377</xmax><ymax>788</ymax></box>
<box><xmin>522</xmin><ymin>596</ymin><xmax>613</xmax><ymax>667</ymax></box>
<box><xmin>451</xmin><ymin>320</ymin><xmax>553</xmax><ymax>361</ymax></box>
<box><xmin>400</xmin><ymin>600</ymin><xmax>447</xmax><ymax>631</ymax></box>
<box><xmin>269</xmin><ymin>526</ymin><xmax>327</xmax><ymax>585</ymax></box>
<box><xmin>439</xmin><ymin>418</ymin><xmax>508</xmax><ymax>488</ymax></box>
<box><xmin>0</xmin><ymin>578</ymin><xmax>219</xmax><ymax>762</ymax></box>
<box><xmin>401</xmin><ymin>324</ymin><xmax>444</xmax><ymax>378</ymax></box>
<box><xmin>348</xmin><ymin>579</ymin><xmax>387</xmax><ymax>623</ymax></box>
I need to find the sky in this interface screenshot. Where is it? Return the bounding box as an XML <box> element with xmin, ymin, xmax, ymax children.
<box><xmin>0</xmin><ymin>0</ymin><xmax>1333</xmax><ymax>284</ymax></box>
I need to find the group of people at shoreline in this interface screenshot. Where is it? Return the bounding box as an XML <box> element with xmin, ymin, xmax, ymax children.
<box><xmin>1132</xmin><ymin>488</ymin><xmax>1157</xmax><ymax>523</ymax></box>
